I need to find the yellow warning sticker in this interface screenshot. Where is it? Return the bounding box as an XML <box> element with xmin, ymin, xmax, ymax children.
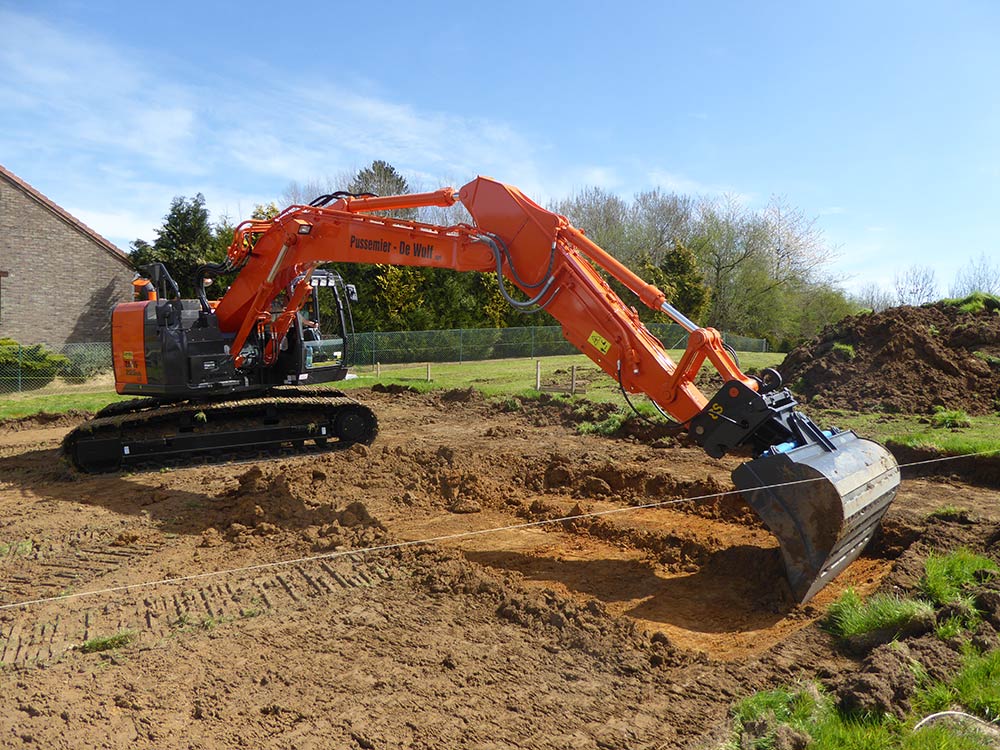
<box><xmin>587</xmin><ymin>331</ymin><xmax>611</xmax><ymax>355</ymax></box>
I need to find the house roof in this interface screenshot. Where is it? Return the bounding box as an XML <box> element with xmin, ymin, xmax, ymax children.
<box><xmin>0</xmin><ymin>163</ymin><xmax>131</xmax><ymax>268</ymax></box>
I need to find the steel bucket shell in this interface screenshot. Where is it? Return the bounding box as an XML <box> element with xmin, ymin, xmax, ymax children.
<box><xmin>732</xmin><ymin>431</ymin><xmax>900</xmax><ymax>603</ymax></box>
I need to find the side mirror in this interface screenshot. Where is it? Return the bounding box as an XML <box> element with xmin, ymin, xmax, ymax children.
<box><xmin>345</xmin><ymin>284</ymin><xmax>359</xmax><ymax>303</ymax></box>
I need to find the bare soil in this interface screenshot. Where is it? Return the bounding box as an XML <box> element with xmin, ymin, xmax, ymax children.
<box><xmin>1</xmin><ymin>389</ymin><xmax>998</xmax><ymax>749</ymax></box>
<box><xmin>780</xmin><ymin>302</ymin><xmax>1000</xmax><ymax>414</ymax></box>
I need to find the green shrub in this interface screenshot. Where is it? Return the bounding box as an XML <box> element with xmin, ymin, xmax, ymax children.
<box><xmin>0</xmin><ymin>338</ymin><xmax>69</xmax><ymax>391</ymax></box>
<box><xmin>930</xmin><ymin>407</ymin><xmax>972</xmax><ymax>429</ymax></box>
<box><xmin>61</xmin><ymin>344</ymin><xmax>111</xmax><ymax>382</ymax></box>
<box><xmin>920</xmin><ymin>549</ymin><xmax>998</xmax><ymax>606</ymax></box>
<box><xmin>823</xmin><ymin>588</ymin><xmax>934</xmax><ymax>639</ymax></box>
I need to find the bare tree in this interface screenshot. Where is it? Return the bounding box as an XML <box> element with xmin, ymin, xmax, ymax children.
<box><xmin>280</xmin><ymin>168</ymin><xmax>357</xmax><ymax>207</ymax></box>
<box><xmin>629</xmin><ymin>189</ymin><xmax>696</xmax><ymax>263</ymax></box>
<box><xmin>280</xmin><ymin>178</ymin><xmax>328</xmax><ymax>206</ymax></box>
<box><xmin>693</xmin><ymin>194</ymin><xmax>769</xmax><ymax>331</ymax></box>
<box><xmin>550</xmin><ymin>187</ymin><xmax>633</xmax><ymax>257</ymax></box>
<box><xmin>761</xmin><ymin>197</ymin><xmax>837</xmax><ymax>284</ymax></box>
<box><xmin>950</xmin><ymin>252</ymin><xmax>1000</xmax><ymax>296</ymax></box>
<box><xmin>853</xmin><ymin>282</ymin><xmax>895</xmax><ymax>312</ymax></box>
<box><xmin>893</xmin><ymin>265</ymin><xmax>938</xmax><ymax>305</ymax></box>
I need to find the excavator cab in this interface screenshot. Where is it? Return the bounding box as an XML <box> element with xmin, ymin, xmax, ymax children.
<box><xmin>295</xmin><ymin>270</ymin><xmax>357</xmax><ymax>379</ymax></box>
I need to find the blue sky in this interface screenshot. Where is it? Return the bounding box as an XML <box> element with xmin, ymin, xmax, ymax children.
<box><xmin>2</xmin><ymin>1</ymin><xmax>998</xmax><ymax>295</ymax></box>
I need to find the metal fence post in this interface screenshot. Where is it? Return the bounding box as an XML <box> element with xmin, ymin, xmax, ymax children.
<box><xmin>530</xmin><ymin>327</ymin><xmax>535</xmax><ymax>359</ymax></box>
<box><xmin>459</xmin><ymin>328</ymin><xmax>463</xmax><ymax>363</ymax></box>
<box><xmin>17</xmin><ymin>344</ymin><xmax>22</xmax><ymax>392</ymax></box>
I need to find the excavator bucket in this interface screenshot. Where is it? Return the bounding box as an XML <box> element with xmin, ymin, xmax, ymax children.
<box><xmin>732</xmin><ymin>430</ymin><xmax>900</xmax><ymax>603</ymax></box>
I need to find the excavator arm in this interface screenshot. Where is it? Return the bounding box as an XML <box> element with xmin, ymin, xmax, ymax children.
<box><xmin>211</xmin><ymin>176</ymin><xmax>900</xmax><ymax>603</ymax></box>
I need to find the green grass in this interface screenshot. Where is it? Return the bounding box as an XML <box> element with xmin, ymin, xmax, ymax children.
<box><xmin>920</xmin><ymin>549</ymin><xmax>998</xmax><ymax>607</ymax></box>
<box><xmin>812</xmin><ymin>408</ymin><xmax>1000</xmax><ymax>458</ymax></box>
<box><xmin>914</xmin><ymin>648</ymin><xmax>1000</xmax><ymax>723</ymax></box>
<box><xmin>940</xmin><ymin>292</ymin><xmax>1000</xmax><ymax>315</ymax></box>
<box><xmin>930</xmin><ymin>407</ymin><xmax>972</xmax><ymax>429</ymax></box>
<box><xmin>728</xmin><ymin>682</ymin><xmax>994</xmax><ymax>749</ymax></box>
<box><xmin>973</xmin><ymin>351</ymin><xmax>1000</xmax><ymax>368</ymax></box>
<box><xmin>79</xmin><ymin>630</ymin><xmax>136</xmax><ymax>654</ymax></box>
<box><xmin>0</xmin><ymin>391</ymin><xmax>130</xmax><ymax>420</ymax></box>
<box><xmin>577</xmin><ymin>412</ymin><xmax>628</xmax><ymax>436</ymax></box>
<box><xmin>927</xmin><ymin>505</ymin><xmax>973</xmax><ymax>523</ymax></box>
<box><xmin>823</xmin><ymin>588</ymin><xmax>934</xmax><ymax>639</ymax></box>
<box><xmin>952</xmin><ymin>648</ymin><xmax>1000</xmax><ymax>721</ymax></box>
<box><xmin>0</xmin><ymin>350</ymin><xmax>785</xmax><ymax>421</ymax></box>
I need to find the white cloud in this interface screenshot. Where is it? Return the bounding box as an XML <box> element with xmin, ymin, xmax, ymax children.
<box><xmin>644</xmin><ymin>168</ymin><xmax>753</xmax><ymax>203</ymax></box>
<box><xmin>0</xmin><ymin>8</ymin><xmax>562</xmax><ymax>249</ymax></box>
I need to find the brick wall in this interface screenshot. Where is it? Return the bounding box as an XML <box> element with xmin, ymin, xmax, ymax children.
<box><xmin>0</xmin><ymin>176</ymin><xmax>133</xmax><ymax>346</ymax></box>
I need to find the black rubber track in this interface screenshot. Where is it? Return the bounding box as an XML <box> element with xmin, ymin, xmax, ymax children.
<box><xmin>62</xmin><ymin>389</ymin><xmax>378</xmax><ymax>473</ymax></box>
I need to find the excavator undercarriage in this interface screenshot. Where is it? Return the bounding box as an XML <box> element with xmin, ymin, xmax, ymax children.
<box><xmin>64</xmin><ymin>389</ymin><xmax>377</xmax><ymax>473</ymax></box>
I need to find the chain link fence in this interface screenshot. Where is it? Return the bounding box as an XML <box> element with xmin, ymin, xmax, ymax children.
<box><xmin>0</xmin><ymin>326</ymin><xmax>766</xmax><ymax>394</ymax></box>
<box><xmin>346</xmin><ymin>324</ymin><xmax>765</xmax><ymax>369</ymax></box>
<box><xmin>0</xmin><ymin>341</ymin><xmax>113</xmax><ymax>394</ymax></box>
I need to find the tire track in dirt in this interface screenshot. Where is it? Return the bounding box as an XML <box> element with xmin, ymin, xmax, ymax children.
<box><xmin>0</xmin><ymin>553</ymin><xmax>395</xmax><ymax>667</ymax></box>
<box><xmin>1</xmin><ymin>530</ymin><xmax>164</xmax><ymax>601</ymax></box>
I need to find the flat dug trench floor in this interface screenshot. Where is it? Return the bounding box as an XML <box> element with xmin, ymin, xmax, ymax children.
<box><xmin>1</xmin><ymin>388</ymin><xmax>998</xmax><ymax>748</ymax></box>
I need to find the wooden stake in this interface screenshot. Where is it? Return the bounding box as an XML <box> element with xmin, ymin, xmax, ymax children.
<box><xmin>535</xmin><ymin>360</ymin><xmax>541</xmax><ymax>390</ymax></box>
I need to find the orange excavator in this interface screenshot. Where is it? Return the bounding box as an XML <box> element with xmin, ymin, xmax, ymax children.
<box><xmin>63</xmin><ymin>177</ymin><xmax>899</xmax><ymax>602</ymax></box>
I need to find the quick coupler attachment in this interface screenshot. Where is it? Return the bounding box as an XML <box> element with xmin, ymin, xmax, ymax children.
<box><xmin>690</xmin><ymin>381</ymin><xmax>901</xmax><ymax>602</ymax></box>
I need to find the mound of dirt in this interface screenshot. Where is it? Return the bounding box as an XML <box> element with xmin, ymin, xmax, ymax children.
<box><xmin>780</xmin><ymin>302</ymin><xmax>1000</xmax><ymax>414</ymax></box>
<box><xmin>206</xmin><ymin>464</ymin><xmax>387</xmax><ymax>549</ymax></box>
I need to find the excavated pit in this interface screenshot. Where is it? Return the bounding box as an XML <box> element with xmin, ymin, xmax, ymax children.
<box><xmin>0</xmin><ymin>387</ymin><xmax>998</xmax><ymax>748</ymax></box>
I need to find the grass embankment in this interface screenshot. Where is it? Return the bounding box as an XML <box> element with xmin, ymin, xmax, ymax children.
<box><xmin>812</xmin><ymin>407</ymin><xmax>1000</xmax><ymax>459</ymax></box>
<box><xmin>730</xmin><ymin>550</ymin><xmax>1000</xmax><ymax>749</ymax></box>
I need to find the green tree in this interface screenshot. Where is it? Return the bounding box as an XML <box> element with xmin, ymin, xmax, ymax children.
<box><xmin>348</xmin><ymin>160</ymin><xmax>417</xmax><ymax>220</ymax></box>
<box><xmin>655</xmin><ymin>241</ymin><xmax>709</xmax><ymax>320</ymax></box>
<box><xmin>339</xmin><ymin>160</ymin><xmax>522</xmax><ymax>332</ymax></box>
<box><xmin>252</xmin><ymin>202</ymin><xmax>280</xmax><ymax>221</ymax></box>
<box><xmin>130</xmin><ymin>194</ymin><xmax>225</xmax><ymax>297</ymax></box>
